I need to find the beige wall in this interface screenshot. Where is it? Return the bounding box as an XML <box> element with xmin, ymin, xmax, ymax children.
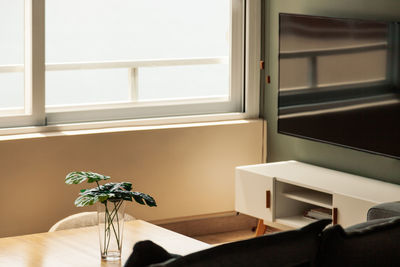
<box><xmin>0</xmin><ymin>120</ymin><xmax>263</xmax><ymax>237</ymax></box>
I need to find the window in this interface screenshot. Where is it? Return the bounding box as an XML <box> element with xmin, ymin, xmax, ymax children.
<box><xmin>0</xmin><ymin>0</ymin><xmax>24</xmax><ymax>112</ymax></box>
<box><xmin>0</xmin><ymin>0</ymin><xmax>45</xmax><ymax>128</ymax></box>
<box><xmin>0</xmin><ymin>0</ymin><xmax>260</xmax><ymax>130</ymax></box>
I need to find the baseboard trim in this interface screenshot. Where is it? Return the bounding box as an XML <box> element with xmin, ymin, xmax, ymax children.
<box><xmin>153</xmin><ymin>212</ymin><xmax>258</xmax><ymax>237</ymax></box>
<box><xmin>150</xmin><ymin>211</ymin><xmax>239</xmax><ymax>225</ymax></box>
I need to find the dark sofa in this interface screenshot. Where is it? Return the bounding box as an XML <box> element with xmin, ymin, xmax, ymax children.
<box><xmin>125</xmin><ymin>205</ymin><xmax>400</xmax><ymax>267</ymax></box>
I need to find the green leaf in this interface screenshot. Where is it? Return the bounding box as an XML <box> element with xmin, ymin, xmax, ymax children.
<box><xmin>107</xmin><ymin>182</ymin><xmax>132</xmax><ymax>192</ymax></box>
<box><xmin>106</xmin><ymin>193</ymin><xmax>116</xmax><ymax>199</ymax></box>
<box><xmin>111</xmin><ymin>190</ymin><xmax>132</xmax><ymax>201</ymax></box>
<box><xmin>97</xmin><ymin>193</ymin><xmax>109</xmax><ymax>203</ymax></box>
<box><xmin>142</xmin><ymin>194</ymin><xmax>157</xmax><ymax>207</ymax></box>
<box><xmin>67</xmin><ymin>175</ymin><xmax>156</xmax><ymax>208</ymax></box>
<box><xmin>65</xmin><ymin>172</ymin><xmax>88</xmax><ymax>184</ymax></box>
<box><xmin>85</xmin><ymin>172</ymin><xmax>111</xmax><ymax>183</ymax></box>
<box><xmin>120</xmin><ymin>182</ymin><xmax>133</xmax><ymax>191</ymax></box>
<box><xmin>74</xmin><ymin>194</ymin><xmax>99</xmax><ymax>207</ymax></box>
<box><xmin>130</xmin><ymin>192</ymin><xmax>157</xmax><ymax>207</ymax></box>
<box><xmin>65</xmin><ymin>171</ymin><xmax>110</xmax><ymax>185</ymax></box>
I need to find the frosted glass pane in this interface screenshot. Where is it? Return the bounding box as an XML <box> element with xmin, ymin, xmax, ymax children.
<box><xmin>46</xmin><ymin>69</ymin><xmax>130</xmax><ymax>106</ymax></box>
<box><xmin>138</xmin><ymin>64</ymin><xmax>229</xmax><ymax>101</ymax></box>
<box><xmin>45</xmin><ymin>0</ymin><xmax>231</xmax><ymax>108</ymax></box>
<box><xmin>0</xmin><ymin>0</ymin><xmax>24</xmax><ymax>65</ymax></box>
<box><xmin>0</xmin><ymin>0</ymin><xmax>25</xmax><ymax>110</ymax></box>
<box><xmin>0</xmin><ymin>73</ymin><xmax>24</xmax><ymax>109</ymax></box>
<box><xmin>46</xmin><ymin>0</ymin><xmax>230</xmax><ymax>62</ymax></box>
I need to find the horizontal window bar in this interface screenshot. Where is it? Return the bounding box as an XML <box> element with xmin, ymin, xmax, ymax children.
<box><xmin>0</xmin><ymin>65</ymin><xmax>24</xmax><ymax>73</ymax></box>
<box><xmin>0</xmin><ymin>57</ymin><xmax>228</xmax><ymax>73</ymax></box>
<box><xmin>46</xmin><ymin>95</ymin><xmax>230</xmax><ymax>112</ymax></box>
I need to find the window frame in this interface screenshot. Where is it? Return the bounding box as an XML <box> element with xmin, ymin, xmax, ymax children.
<box><xmin>0</xmin><ymin>0</ymin><xmax>260</xmax><ymax>134</ymax></box>
<box><xmin>0</xmin><ymin>0</ymin><xmax>45</xmax><ymax>128</ymax></box>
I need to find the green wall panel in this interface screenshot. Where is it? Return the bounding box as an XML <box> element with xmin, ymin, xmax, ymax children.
<box><xmin>263</xmin><ymin>0</ymin><xmax>400</xmax><ymax>183</ymax></box>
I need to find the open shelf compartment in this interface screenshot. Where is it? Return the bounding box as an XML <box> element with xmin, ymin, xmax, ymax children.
<box><xmin>276</xmin><ymin>215</ymin><xmax>317</xmax><ymax>229</ymax></box>
<box><xmin>274</xmin><ymin>180</ymin><xmax>334</xmax><ymax>228</ymax></box>
<box><xmin>282</xmin><ymin>189</ymin><xmax>332</xmax><ymax>209</ymax></box>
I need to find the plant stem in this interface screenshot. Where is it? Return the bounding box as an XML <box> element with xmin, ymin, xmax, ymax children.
<box><xmin>106</xmin><ymin>203</ymin><xmax>115</xmax><ymax>254</ymax></box>
<box><xmin>105</xmin><ymin>202</ymin><xmax>112</xmax><ymax>255</ymax></box>
<box><xmin>108</xmin><ymin>202</ymin><xmax>121</xmax><ymax>250</ymax></box>
<box><xmin>103</xmin><ymin>201</ymin><xmax>107</xmax><ymax>255</ymax></box>
<box><xmin>103</xmin><ymin>200</ymin><xmax>124</xmax><ymax>255</ymax></box>
<box><xmin>104</xmin><ymin>201</ymin><xmax>123</xmax><ymax>232</ymax></box>
<box><xmin>114</xmin><ymin>201</ymin><xmax>121</xmax><ymax>250</ymax></box>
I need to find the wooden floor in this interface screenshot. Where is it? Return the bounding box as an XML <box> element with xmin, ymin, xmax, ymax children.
<box><xmin>157</xmin><ymin>214</ymin><xmax>279</xmax><ymax>245</ymax></box>
<box><xmin>193</xmin><ymin>229</ymin><xmax>255</xmax><ymax>244</ymax></box>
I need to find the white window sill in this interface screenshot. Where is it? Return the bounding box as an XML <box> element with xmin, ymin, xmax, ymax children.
<box><xmin>0</xmin><ymin>113</ymin><xmax>260</xmax><ymax>141</ymax></box>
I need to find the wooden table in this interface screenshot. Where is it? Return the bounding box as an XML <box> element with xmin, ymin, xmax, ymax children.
<box><xmin>0</xmin><ymin>220</ymin><xmax>210</xmax><ymax>267</ymax></box>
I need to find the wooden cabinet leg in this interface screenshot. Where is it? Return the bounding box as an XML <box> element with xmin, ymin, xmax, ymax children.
<box><xmin>255</xmin><ymin>219</ymin><xmax>267</xmax><ymax>236</ymax></box>
<box><xmin>332</xmin><ymin>207</ymin><xmax>338</xmax><ymax>225</ymax></box>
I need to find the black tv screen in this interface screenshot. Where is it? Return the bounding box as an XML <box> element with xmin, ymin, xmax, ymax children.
<box><xmin>278</xmin><ymin>13</ymin><xmax>400</xmax><ymax>159</ymax></box>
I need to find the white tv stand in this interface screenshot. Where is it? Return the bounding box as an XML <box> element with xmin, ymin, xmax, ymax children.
<box><xmin>235</xmin><ymin>161</ymin><xmax>400</xmax><ymax>230</ymax></box>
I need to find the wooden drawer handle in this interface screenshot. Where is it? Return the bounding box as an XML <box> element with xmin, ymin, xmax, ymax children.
<box><xmin>266</xmin><ymin>190</ymin><xmax>271</xmax><ymax>209</ymax></box>
<box><xmin>333</xmin><ymin>207</ymin><xmax>338</xmax><ymax>225</ymax></box>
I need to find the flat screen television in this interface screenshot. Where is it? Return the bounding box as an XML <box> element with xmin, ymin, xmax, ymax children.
<box><xmin>278</xmin><ymin>13</ymin><xmax>400</xmax><ymax>159</ymax></box>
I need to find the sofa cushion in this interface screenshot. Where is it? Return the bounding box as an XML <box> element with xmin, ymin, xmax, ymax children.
<box><xmin>124</xmin><ymin>240</ymin><xmax>180</xmax><ymax>267</ymax></box>
<box><xmin>345</xmin><ymin>217</ymin><xmax>396</xmax><ymax>232</ymax></box>
<box><xmin>152</xmin><ymin>219</ymin><xmax>331</xmax><ymax>267</ymax></box>
<box><xmin>367</xmin><ymin>201</ymin><xmax>400</xmax><ymax>220</ymax></box>
<box><xmin>317</xmin><ymin>216</ymin><xmax>400</xmax><ymax>267</ymax></box>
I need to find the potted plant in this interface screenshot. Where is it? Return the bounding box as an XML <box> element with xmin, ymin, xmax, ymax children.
<box><xmin>65</xmin><ymin>171</ymin><xmax>156</xmax><ymax>261</ymax></box>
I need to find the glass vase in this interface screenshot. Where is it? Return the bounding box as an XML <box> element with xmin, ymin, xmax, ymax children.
<box><xmin>97</xmin><ymin>200</ymin><xmax>126</xmax><ymax>261</ymax></box>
